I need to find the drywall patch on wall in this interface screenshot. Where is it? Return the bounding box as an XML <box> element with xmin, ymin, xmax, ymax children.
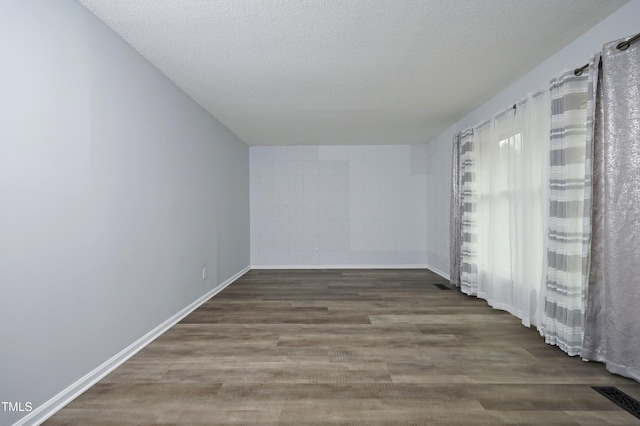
<box><xmin>251</xmin><ymin>145</ymin><xmax>427</xmax><ymax>266</ymax></box>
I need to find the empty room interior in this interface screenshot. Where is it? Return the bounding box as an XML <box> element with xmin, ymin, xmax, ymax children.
<box><xmin>2</xmin><ymin>0</ymin><xmax>640</xmax><ymax>425</ymax></box>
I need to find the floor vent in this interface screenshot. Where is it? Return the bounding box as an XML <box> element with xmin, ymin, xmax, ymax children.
<box><xmin>592</xmin><ymin>386</ymin><xmax>640</xmax><ymax>420</ymax></box>
<box><xmin>433</xmin><ymin>283</ymin><xmax>451</xmax><ymax>290</ymax></box>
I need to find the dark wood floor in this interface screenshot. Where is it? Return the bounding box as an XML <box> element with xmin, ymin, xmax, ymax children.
<box><xmin>46</xmin><ymin>269</ymin><xmax>640</xmax><ymax>425</ymax></box>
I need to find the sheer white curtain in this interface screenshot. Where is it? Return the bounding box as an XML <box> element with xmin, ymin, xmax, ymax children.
<box><xmin>469</xmin><ymin>92</ymin><xmax>551</xmax><ymax>327</ymax></box>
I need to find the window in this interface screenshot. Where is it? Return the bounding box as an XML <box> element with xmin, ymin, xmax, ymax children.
<box><xmin>467</xmin><ymin>93</ymin><xmax>550</xmax><ymax>326</ymax></box>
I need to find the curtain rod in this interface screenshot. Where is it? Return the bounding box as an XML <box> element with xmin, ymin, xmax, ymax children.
<box><xmin>574</xmin><ymin>32</ymin><xmax>640</xmax><ymax>76</ymax></box>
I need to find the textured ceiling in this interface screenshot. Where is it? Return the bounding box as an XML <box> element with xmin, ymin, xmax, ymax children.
<box><xmin>78</xmin><ymin>0</ymin><xmax>627</xmax><ymax>146</ymax></box>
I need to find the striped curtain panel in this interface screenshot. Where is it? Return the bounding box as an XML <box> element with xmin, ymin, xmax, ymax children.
<box><xmin>458</xmin><ymin>129</ymin><xmax>477</xmax><ymax>295</ymax></box>
<box><xmin>540</xmin><ymin>55</ymin><xmax>598</xmax><ymax>356</ymax></box>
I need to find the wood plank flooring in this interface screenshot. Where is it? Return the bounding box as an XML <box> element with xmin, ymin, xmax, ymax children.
<box><xmin>46</xmin><ymin>269</ymin><xmax>640</xmax><ymax>425</ymax></box>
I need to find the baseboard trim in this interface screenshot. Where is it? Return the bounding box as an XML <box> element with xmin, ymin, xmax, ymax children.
<box><xmin>425</xmin><ymin>265</ymin><xmax>450</xmax><ymax>280</ymax></box>
<box><xmin>251</xmin><ymin>264</ymin><xmax>429</xmax><ymax>270</ymax></box>
<box><xmin>16</xmin><ymin>266</ymin><xmax>250</xmax><ymax>426</ymax></box>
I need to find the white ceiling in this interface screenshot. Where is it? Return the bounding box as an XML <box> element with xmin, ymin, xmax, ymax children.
<box><xmin>78</xmin><ymin>0</ymin><xmax>628</xmax><ymax>146</ymax></box>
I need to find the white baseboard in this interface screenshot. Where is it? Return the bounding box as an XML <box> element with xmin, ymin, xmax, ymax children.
<box><xmin>250</xmin><ymin>264</ymin><xmax>429</xmax><ymax>270</ymax></box>
<box><xmin>425</xmin><ymin>265</ymin><xmax>450</xmax><ymax>280</ymax></box>
<box><xmin>251</xmin><ymin>264</ymin><xmax>450</xmax><ymax>280</ymax></box>
<box><xmin>16</xmin><ymin>266</ymin><xmax>250</xmax><ymax>426</ymax></box>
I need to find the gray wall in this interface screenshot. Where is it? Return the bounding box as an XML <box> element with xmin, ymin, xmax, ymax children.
<box><xmin>250</xmin><ymin>145</ymin><xmax>428</xmax><ymax>267</ymax></box>
<box><xmin>424</xmin><ymin>0</ymin><xmax>640</xmax><ymax>277</ymax></box>
<box><xmin>0</xmin><ymin>1</ymin><xmax>249</xmax><ymax>424</ymax></box>
<box><xmin>424</xmin><ymin>125</ymin><xmax>455</xmax><ymax>279</ymax></box>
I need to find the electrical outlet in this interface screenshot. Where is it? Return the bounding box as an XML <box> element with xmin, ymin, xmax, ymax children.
<box><xmin>202</xmin><ymin>267</ymin><xmax>207</xmax><ymax>280</ymax></box>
